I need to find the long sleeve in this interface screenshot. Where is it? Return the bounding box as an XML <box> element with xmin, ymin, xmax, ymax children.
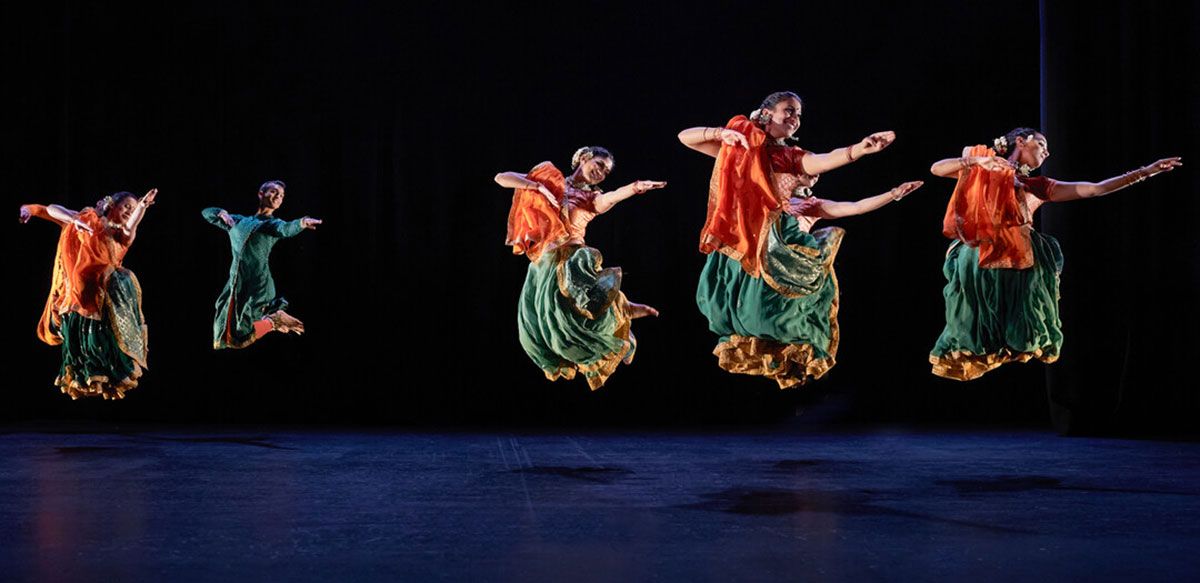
<box><xmin>260</xmin><ymin>217</ymin><xmax>306</xmax><ymax>238</ymax></box>
<box><xmin>201</xmin><ymin>207</ymin><xmax>235</xmax><ymax>231</ymax></box>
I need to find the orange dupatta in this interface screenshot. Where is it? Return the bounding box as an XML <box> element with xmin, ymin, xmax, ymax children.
<box><xmin>36</xmin><ymin>209</ymin><xmax>126</xmax><ymax>344</ymax></box>
<box><xmin>505</xmin><ymin>161</ymin><xmax>569</xmax><ymax>262</ymax></box>
<box><xmin>942</xmin><ymin>145</ymin><xmax>1035</xmax><ymax>269</ymax></box>
<box><xmin>698</xmin><ymin>116</ymin><xmax>782</xmax><ymax>277</ymax></box>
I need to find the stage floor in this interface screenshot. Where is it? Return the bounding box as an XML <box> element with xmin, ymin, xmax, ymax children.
<box><xmin>1</xmin><ymin>425</ymin><xmax>1196</xmax><ymax>581</ymax></box>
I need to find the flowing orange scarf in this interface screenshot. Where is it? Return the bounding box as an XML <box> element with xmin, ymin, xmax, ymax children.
<box><xmin>698</xmin><ymin>116</ymin><xmax>783</xmax><ymax>277</ymax></box>
<box><xmin>37</xmin><ymin>209</ymin><xmax>127</xmax><ymax>344</ymax></box>
<box><xmin>505</xmin><ymin>161</ymin><xmax>569</xmax><ymax>262</ymax></box>
<box><xmin>942</xmin><ymin>145</ymin><xmax>1035</xmax><ymax>269</ymax></box>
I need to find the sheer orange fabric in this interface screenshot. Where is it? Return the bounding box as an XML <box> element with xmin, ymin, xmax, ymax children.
<box><xmin>942</xmin><ymin>145</ymin><xmax>1036</xmax><ymax>269</ymax></box>
<box><xmin>505</xmin><ymin>161</ymin><xmax>569</xmax><ymax>262</ymax></box>
<box><xmin>37</xmin><ymin>209</ymin><xmax>128</xmax><ymax>344</ymax></box>
<box><xmin>699</xmin><ymin>116</ymin><xmax>785</xmax><ymax>277</ymax></box>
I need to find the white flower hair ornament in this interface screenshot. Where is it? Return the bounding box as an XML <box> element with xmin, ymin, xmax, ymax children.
<box><xmin>993</xmin><ymin>135</ymin><xmax>1009</xmax><ymax>155</ymax></box>
<box><xmin>571</xmin><ymin>147</ymin><xmax>593</xmax><ymax>170</ymax></box>
<box><xmin>97</xmin><ymin>195</ymin><xmax>115</xmax><ymax>215</ymax></box>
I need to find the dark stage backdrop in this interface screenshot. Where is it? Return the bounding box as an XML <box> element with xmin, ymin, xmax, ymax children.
<box><xmin>7</xmin><ymin>1</ymin><xmax>1196</xmax><ymax>430</ymax></box>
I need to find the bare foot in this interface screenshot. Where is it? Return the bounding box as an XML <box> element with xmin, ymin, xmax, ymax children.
<box><xmin>627</xmin><ymin>302</ymin><xmax>659</xmax><ymax>319</ymax></box>
<box><xmin>269</xmin><ymin>310</ymin><xmax>306</xmax><ymax>334</ymax></box>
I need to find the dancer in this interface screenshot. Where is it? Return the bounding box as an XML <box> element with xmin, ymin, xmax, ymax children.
<box><xmin>202</xmin><ymin>180</ymin><xmax>321</xmax><ymax>349</ymax></box>
<box><xmin>495</xmin><ymin>147</ymin><xmax>664</xmax><ymax>389</ymax></box>
<box><xmin>19</xmin><ymin>189</ymin><xmax>156</xmax><ymax>399</ymax></box>
<box><xmin>679</xmin><ymin>91</ymin><xmax>918</xmax><ymax>388</ymax></box>
<box><xmin>929</xmin><ymin>128</ymin><xmax>1181</xmax><ymax>380</ymax></box>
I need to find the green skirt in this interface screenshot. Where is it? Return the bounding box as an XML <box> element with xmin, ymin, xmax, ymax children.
<box><xmin>930</xmin><ymin>230</ymin><xmax>1064</xmax><ymax>380</ymax></box>
<box><xmin>56</xmin><ymin>268</ymin><xmax>148</xmax><ymax>399</ymax></box>
<box><xmin>696</xmin><ymin>214</ymin><xmax>844</xmax><ymax>389</ymax></box>
<box><xmin>517</xmin><ymin>244</ymin><xmax>635</xmax><ymax>390</ymax></box>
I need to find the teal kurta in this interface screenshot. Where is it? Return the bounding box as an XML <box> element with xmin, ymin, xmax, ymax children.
<box><xmin>202</xmin><ymin>208</ymin><xmax>305</xmax><ymax>349</ymax></box>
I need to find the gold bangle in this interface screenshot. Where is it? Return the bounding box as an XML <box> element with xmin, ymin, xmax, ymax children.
<box><xmin>845</xmin><ymin>146</ymin><xmax>857</xmax><ymax>162</ymax></box>
<box><xmin>1124</xmin><ymin>169</ymin><xmax>1147</xmax><ymax>186</ymax></box>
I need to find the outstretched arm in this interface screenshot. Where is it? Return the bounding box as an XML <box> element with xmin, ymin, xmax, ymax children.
<box><xmin>677</xmin><ymin>126</ymin><xmax>750</xmax><ymax>158</ymax></box>
<box><xmin>592</xmin><ymin>181</ymin><xmax>668</xmax><ymax>214</ymax></box>
<box><xmin>1045</xmin><ymin>157</ymin><xmax>1182</xmax><ymax>202</ymax></box>
<box><xmin>19</xmin><ymin>203</ymin><xmax>94</xmax><ymax>234</ymax></box>
<box><xmin>112</xmin><ymin>189</ymin><xmax>156</xmax><ymax>245</ymax></box>
<box><xmin>261</xmin><ymin>216</ymin><xmax>322</xmax><ymax>238</ymax></box>
<box><xmin>788</xmin><ymin>181</ymin><xmax>924</xmax><ymax>219</ymax></box>
<box><xmin>124</xmin><ymin>188</ymin><xmax>156</xmax><ymax>232</ymax></box>
<box><xmin>930</xmin><ymin>147</ymin><xmax>1012</xmax><ymax>178</ymax></box>
<box><xmin>800</xmin><ymin>131</ymin><xmax>896</xmax><ymax>175</ymax></box>
<box><xmin>201</xmin><ymin>207</ymin><xmax>238</xmax><ymax>230</ymax></box>
<box><xmin>20</xmin><ymin>204</ymin><xmax>78</xmax><ymax>226</ymax></box>
<box><xmin>495</xmin><ymin>170</ymin><xmax>559</xmax><ymax>207</ymax></box>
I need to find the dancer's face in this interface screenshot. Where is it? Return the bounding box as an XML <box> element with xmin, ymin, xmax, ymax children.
<box><xmin>107</xmin><ymin>197</ymin><xmax>138</xmax><ymax>223</ymax></box>
<box><xmin>798</xmin><ymin>173</ymin><xmax>820</xmax><ymax>188</ymax></box>
<box><xmin>578</xmin><ymin>155</ymin><xmax>614</xmax><ymax>186</ymax></box>
<box><xmin>258</xmin><ymin>185</ymin><xmax>286</xmax><ymax>211</ymax></box>
<box><xmin>760</xmin><ymin>97</ymin><xmax>803</xmax><ymax>139</ymax></box>
<box><xmin>1016</xmin><ymin>133</ymin><xmax>1050</xmax><ymax>169</ymax></box>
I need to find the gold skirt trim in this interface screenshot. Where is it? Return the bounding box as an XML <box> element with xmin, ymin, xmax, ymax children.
<box><xmin>713</xmin><ymin>334</ymin><xmax>836</xmax><ymax>390</ymax></box>
<box><xmin>55</xmin><ymin>362</ymin><xmax>143</xmax><ymax>400</ymax></box>
<box><xmin>929</xmin><ymin>348</ymin><xmax>1059</xmax><ymax>381</ymax></box>
<box><xmin>710</xmin><ymin>252</ymin><xmax>842</xmax><ymax>390</ymax></box>
<box><xmin>542</xmin><ymin>293</ymin><xmax>635</xmax><ymax>391</ymax></box>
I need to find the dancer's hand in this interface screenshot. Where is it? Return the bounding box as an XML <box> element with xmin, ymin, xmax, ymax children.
<box><xmin>1143</xmin><ymin>157</ymin><xmax>1183</xmax><ymax>178</ymax></box>
<box><xmin>859</xmin><ymin>131</ymin><xmax>896</xmax><ymax>155</ymax></box>
<box><xmin>888</xmin><ymin>181</ymin><xmax>925</xmax><ymax>201</ymax></box>
<box><xmin>19</xmin><ymin>205</ymin><xmax>32</xmax><ymax>223</ymax></box>
<box><xmin>301</xmin><ymin>217</ymin><xmax>322</xmax><ymax>230</ymax></box>
<box><xmin>975</xmin><ymin>156</ymin><xmax>1011</xmax><ymax>172</ymax></box>
<box><xmin>785</xmin><ymin>196</ymin><xmax>821</xmax><ymax>217</ymax></box>
<box><xmin>72</xmin><ymin>218</ymin><xmax>94</xmax><ymax>235</ymax></box>
<box><xmin>718</xmin><ymin>129</ymin><xmax>749</xmax><ymax>149</ymax></box>
<box><xmin>140</xmin><ymin>188</ymin><xmax>157</xmax><ymax>207</ymax></box>
<box><xmin>627</xmin><ymin>302</ymin><xmax>659</xmax><ymax>319</ymax></box>
<box><xmin>217</xmin><ymin>210</ymin><xmax>236</xmax><ymax>227</ymax></box>
<box><xmin>536</xmin><ymin>184</ymin><xmax>560</xmax><ymax>208</ymax></box>
<box><xmin>630</xmin><ymin>180</ymin><xmax>667</xmax><ymax>194</ymax></box>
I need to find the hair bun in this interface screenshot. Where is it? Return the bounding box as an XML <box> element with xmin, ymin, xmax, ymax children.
<box><xmin>993</xmin><ymin>135</ymin><xmax>1009</xmax><ymax>155</ymax></box>
<box><xmin>570</xmin><ymin>147</ymin><xmax>592</xmax><ymax>170</ymax></box>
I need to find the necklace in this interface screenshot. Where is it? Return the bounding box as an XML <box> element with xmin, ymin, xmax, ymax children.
<box><xmin>567</xmin><ymin>175</ymin><xmax>595</xmax><ymax>192</ymax></box>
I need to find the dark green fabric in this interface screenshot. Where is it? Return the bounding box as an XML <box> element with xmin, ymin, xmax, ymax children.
<box><xmin>931</xmin><ymin>230</ymin><xmax>1064</xmax><ymax>359</ymax></box>
<box><xmin>106</xmin><ymin>268</ymin><xmax>147</xmax><ymax>366</ymax></box>
<box><xmin>517</xmin><ymin>245</ymin><xmax>633</xmax><ymax>376</ymax></box>
<box><xmin>58</xmin><ymin>269</ymin><xmax>145</xmax><ymax>385</ymax></box>
<box><xmin>696</xmin><ymin>214</ymin><xmax>840</xmax><ymax>356</ymax></box>
<box><xmin>203</xmin><ymin>208</ymin><xmax>304</xmax><ymax>349</ymax></box>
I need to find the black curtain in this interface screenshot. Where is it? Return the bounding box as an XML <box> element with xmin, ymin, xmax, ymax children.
<box><xmin>1040</xmin><ymin>1</ymin><xmax>1200</xmax><ymax>434</ymax></box>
